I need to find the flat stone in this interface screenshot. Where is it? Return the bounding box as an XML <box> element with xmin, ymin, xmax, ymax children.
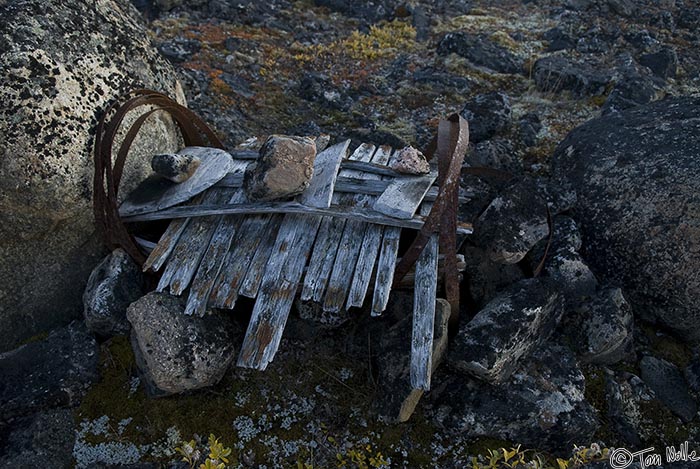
<box><xmin>533</xmin><ymin>56</ymin><xmax>613</xmax><ymax>97</ymax></box>
<box><xmin>0</xmin><ymin>321</ymin><xmax>99</xmax><ymax>424</ymax></box>
<box><xmin>244</xmin><ymin>135</ymin><xmax>317</xmax><ymax>201</ymax></box>
<box><xmin>127</xmin><ymin>292</ymin><xmax>241</xmax><ymax>396</ymax></box>
<box><xmin>640</xmin><ymin>356</ymin><xmax>697</xmax><ymax>423</ymax></box>
<box><xmin>449</xmin><ymin>278</ymin><xmax>564</xmax><ymax>383</ymax></box>
<box><xmin>83</xmin><ymin>249</ymin><xmax>144</xmax><ymax>337</ymax></box>
<box><xmin>437</xmin><ymin>32</ymin><xmax>522</xmax><ymax>74</ymax></box>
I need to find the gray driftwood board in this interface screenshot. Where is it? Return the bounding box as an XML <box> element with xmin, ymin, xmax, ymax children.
<box><xmin>132</xmin><ymin>141</ymin><xmax>470</xmax><ymax>387</ymax></box>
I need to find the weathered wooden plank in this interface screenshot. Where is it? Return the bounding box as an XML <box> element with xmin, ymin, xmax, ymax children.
<box><xmin>300</xmin><ymin>216</ymin><xmax>346</xmax><ymax>302</ymax></box>
<box><xmin>410</xmin><ymin>234</ymin><xmax>439</xmax><ymax>391</ymax></box>
<box><xmin>299</xmin><ymin>140</ymin><xmax>350</xmax><ymax>208</ymax></box>
<box><xmin>209</xmin><ymin>214</ymin><xmax>272</xmax><ymax>309</ymax></box>
<box><xmin>321</xmin><ymin>143</ymin><xmax>377</xmax><ymax>313</ymax></box>
<box><xmin>120</xmin><ymin>147</ymin><xmax>238</xmax><ymax>217</ymax></box>
<box><xmin>373</xmin><ymin>167</ymin><xmax>438</xmax><ymax>220</ymax></box>
<box><xmin>345</xmin><ymin>145</ymin><xmax>393</xmax><ymax>309</ymax></box>
<box><xmin>215</xmin><ymin>175</ymin><xmax>472</xmax><ymax>204</ymax></box>
<box><xmin>183</xmin><ymin>189</ymin><xmax>247</xmax><ymax>316</ymax></box>
<box><xmin>238</xmin><ymin>213</ymin><xmax>322</xmax><ymax>370</ymax></box>
<box><xmin>238</xmin><ymin>215</ymin><xmax>284</xmax><ymax>298</ymax></box>
<box><xmin>142</xmin><ymin>217</ymin><xmax>190</xmax><ymax>272</ymax></box>
<box><xmin>371</xmin><ymin>226</ymin><xmax>401</xmax><ymax>316</ymax></box>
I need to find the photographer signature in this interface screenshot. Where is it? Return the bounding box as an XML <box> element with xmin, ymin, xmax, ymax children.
<box><xmin>609</xmin><ymin>442</ymin><xmax>700</xmax><ymax>468</ymax></box>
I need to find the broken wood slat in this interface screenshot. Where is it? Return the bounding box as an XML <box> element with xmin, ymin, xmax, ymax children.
<box><xmin>121</xmin><ymin>200</ymin><xmax>472</xmax><ymax>235</ymax></box>
<box><xmin>142</xmin><ymin>217</ymin><xmax>190</xmax><ymax>272</ymax></box>
<box><xmin>183</xmin><ymin>190</ymin><xmax>247</xmax><ymax>316</ymax></box>
<box><xmin>345</xmin><ymin>145</ymin><xmax>393</xmax><ymax>309</ymax></box>
<box><xmin>238</xmin><ymin>213</ymin><xmax>323</xmax><ymax>370</ymax></box>
<box><xmin>410</xmin><ymin>234</ymin><xmax>439</xmax><ymax>391</ymax></box>
<box><xmin>209</xmin><ymin>214</ymin><xmax>272</xmax><ymax>309</ymax></box>
<box><xmin>322</xmin><ymin>143</ymin><xmax>377</xmax><ymax>314</ymax></box>
<box><xmin>373</xmin><ymin>167</ymin><xmax>439</xmax><ymax>220</ymax></box>
<box><xmin>238</xmin><ymin>215</ymin><xmax>284</xmax><ymax>298</ymax></box>
<box><xmin>155</xmin><ymin>189</ymin><xmax>230</xmax><ymax>294</ymax></box>
<box><xmin>119</xmin><ymin>147</ymin><xmax>238</xmax><ymax>217</ymax></box>
<box><xmin>371</xmin><ymin>227</ymin><xmax>401</xmax><ymax>316</ymax></box>
<box><xmin>300</xmin><ymin>216</ymin><xmax>347</xmax><ymax>302</ymax></box>
<box><xmin>299</xmin><ymin>140</ymin><xmax>350</xmax><ymax>208</ymax></box>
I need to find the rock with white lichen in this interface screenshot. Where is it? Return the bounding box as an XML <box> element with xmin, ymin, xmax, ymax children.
<box><xmin>0</xmin><ymin>0</ymin><xmax>186</xmax><ymax>352</ymax></box>
<box><xmin>126</xmin><ymin>292</ymin><xmax>241</xmax><ymax>396</ymax></box>
<box><xmin>390</xmin><ymin>146</ymin><xmax>430</xmax><ymax>174</ymax></box>
<box><xmin>83</xmin><ymin>249</ymin><xmax>144</xmax><ymax>337</ymax></box>
<box><xmin>151</xmin><ymin>153</ymin><xmax>201</xmax><ymax>183</ymax></box>
<box><xmin>431</xmin><ymin>344</ymin><xmax>598</xmax><ymax>450</ymax></box>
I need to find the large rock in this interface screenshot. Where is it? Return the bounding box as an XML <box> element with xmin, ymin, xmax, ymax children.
<box><xmin>0</xmin><ymin>0</ymin><xmax>185</xmax><ymax>352</ymax></box>
<box><xmin>2</xmin><ymin>409</ymin><xmax>76</xmax><ymax>468</ymax></box>
<box><xmin>552</xmin><ymin>97</ymin><xmax>700</xmax><ymax>342</ymax></box>
<box><xmin>576</xmin><ymin>288</ymin><xmax>634</xmax><ymax>365</ymax></box>
<box><xmin>639</xmin><ymin>356</ymin><xmax>697</xmax><ymax>423</ymax></box>
<box><xmin>448</xmin><ymin>278</ymin><xmax>564</xmax><ymax>383</ymax></box>
<box><xmin>0</xmin><ymin>321</ymin><xmax>99</xmax><ymax>424</ymax></box>
<box><xmin>126</xmin><ymin>292</ymin><xmax>241</xmax><ymax>395</ymax></box>
<box><xmin>431</xmin><ymin>344</ymin><xmax>598</xmax><ymax>450</ymax></box>
<box><xmin>83</xmin><ymin>249</ymin><xmax>144</xmax><ymax>337</ymax></box>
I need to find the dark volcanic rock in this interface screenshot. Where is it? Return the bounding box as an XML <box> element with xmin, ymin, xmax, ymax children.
<box><xmin>437</xmin><ymin>32</ymin><xmax>522</xmax><ymax>74</ymax></box>
<box><xmin>1</xmin><ymin>409</ymin><xmax>76</xmax><ymax>468</ymax></box>
<box><xmin>459</xmin><ymin>245</ymin><xmax>525</xmax><ymax>308</ymax></box>
<box><xmin>473</xmin><ymin>178</ymin><xmax>549</xmax><ymax>265</ymax></box>
<box><xmin>544</xmin><ymin>27</ymin><xmax>576</xmax><ymax>51</ymax></box>
<box><xmin>603</xmin><ymin>74</ymin><xmax>658</xmax><ymax>114</ymax></box>
<box><xmin>127</xmin><ymin>292</ymin><xmax>241</xmax><ymax>395</ymax></box>
<box><xmin>470</xmin><ymin>139</ymin><xmax>523</xmax><ymax>174</ymax></box>
<box><xmin>0</xmin><ymin>322</ymin><xmax>99</xmax><ymax>424</ymax></box>
<box><xmin>460</xmin><ymin>91</ymin><xmax>512</xmax><ymax>143</ymax></box>
<box><xmin>533</xmin><ymin>56</ymin><xmax>613</xmax><ymax>96</ymax></box>
<box><xmin>0</xmin><ymin>0</ymin><xmax>184</xmax><ymax>351</ymax></box>
<box><xmin>640</xmin><ymin>356</ymin><xmax>697</xmax><ymax>423</ymax></box>
<box><xmin>639</xmin><ymin>47</ymin><xmax>678</xmax><ymax>79</ymax></box>
<box><xmin>577</xmin><ymin>288</ymin><xmax>634</xmax><ymax>365</ymax></box>
<box><xmin>433</xmin><ymin>344</ymin><xmax>598</xmax><ymax>450</ymax></box>
<box><xmin>449</xmin><ymin>278</ymin><xmax>564</xmax><ymax>383</ymax></box>
<box><xmin>605</xmin><ymin>370</ymin><xmax>654</xmax><ymax>446</ymax></box>
<box><xmin>83</xmin><ymin>249</ymin><xmax>144</xmax><ymax>337</ymax></box>
<box><xmin>298</xmin><ymin>73</ymin><xmax>352</xmax><ymax>111</ymax></box>
<box><xmin>552</xmin><ymin>97</ymin><xmax>700</xmax><ymax>343</ymax></box>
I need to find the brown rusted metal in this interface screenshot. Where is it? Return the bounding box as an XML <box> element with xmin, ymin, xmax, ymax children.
<box><xmin>93</xmin><ymin>89</ymin><xmax>224</xmax><ymax>265</ymax></box>
<box><xmin>392</xmin><ymin>114</ymin><xmax>469</xmax><ymax>334</ymax></box>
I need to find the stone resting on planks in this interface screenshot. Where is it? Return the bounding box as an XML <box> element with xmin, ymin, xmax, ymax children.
<box><xmin>244</xmin><ymin>135</ymin><xmax>317</xmax><ymax>201</ymax></box>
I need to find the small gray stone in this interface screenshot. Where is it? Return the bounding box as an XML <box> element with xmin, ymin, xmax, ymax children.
<box><xmin>127</xmin><ymin>292</ymin><xmax>241</xmax><ymax>396</ymax></box>
<box><xmin>544</xmin><ymin>249</ymin><xmax>598</xmax><ymax>304</ymax></box>
<box><xmin>390</xmin><ymin>146</ymin><xmax>430</xmax><ymax>175</ymax></box>
<box><xmin>151</xmin><ymin>153</ymin><xmax>201</xmax><ymax>183</ymax></box>
<box><xmin>244</xmin><ymin>135</ymin><xmax>317</xmax><ymax>201</ymax></box>
<box><xmin>432</xmin><ymin>344</ymin><xmax>598</xmax><ymax>450</ymax></box>
<box><xmin>375</xmin><ymin>299</ymin><xmax>451</xmax><ymax>423</ymax></box>
<box><xmin>640</xmin><ymin>356</ymin><xmax>697</xmax><ymax>423</ymax></box>
<box><xmin>0</xmin><ymin>321</ymin><xmax>99</xmax><ymax>424</ymax></box>
<box><xmin>605</xmin><ymin>369</ymin><xmax>654</xmax><ymax>446</ymax></box>
<box><xmin>639</xmin><ymin>48</ymin><xmax>678</xmax><ymax>79</ymax></box>
<box><xmin>83</xmin><ymin>249</ymin><xmax>144</xmax><ymax>337</ymax></box>
<box><xmin>459</xmin><ymin>92</ymin><xmax>512</xmax><ymax>143</ymax></box>
<box><xmin>533</xmin><ymin>56</ymin><xmax>613</xmax><ymax>97</ymax></box>
<box><xmin>578</xmin><ymin>288</ymin><xmax>634</xmax><ymax>365</ymax></box>
<box><xmin>449</xmin><ymin>278</ymin><xmax>564</xmax><ymax>383</ymax></box>
<box><xmin>473</xmin><ymin>178</ymin><xmax>549</xmax><ymax>264</ymax></box>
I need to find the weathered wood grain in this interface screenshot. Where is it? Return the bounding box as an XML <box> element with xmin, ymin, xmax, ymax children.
<box><xmin>322</xmin><ymin>143</ymin><xmax>377</xmax><ymax>314</ymax></box>
<box><xmin>142</xmin><ymin>217</ymin><xmax>190</xmax><ymax>272</ymax></box>
<box><xmin>238</xmin><ymin>215</ymin><xmax>284</xmax><ymax>298</ymax></box>
<box><xmin>371</xmin><ymin>226</ymin><xmax>401</xmax><ymax>316</ymax></box>
<box><xmin>209</xmin><ymin>214</ymin><xmax>272</xmax><ymax>309</ymax></box>
<box><xmin>345</xmin><ymin>145</ymin><xmax>393</xmax><ymax>309</ymax></box>
<box><xmin>373</xmin><ymin>167</ymin><xmax>438</xmax><ymax>220</ymax></box>
<box><xmin>183</xmin><ymin>189</ymin><xmax>247</xmax><ymax>316</ymax></box>
<box><xmin>299</xmin><ymin>140</ymin><xmax>350</xmax><ymax>208</ymax></box>
<box><xmin>120</xmin><ymin>147</ymin><xmax>238</xmax><ymax>216</ymax></box>
<box><xmin>300</xmin><ymin>216</ymin><xmax>346</xmax><ymax>302</ymax></box>
<box><xmin>238</xmin><ymin>213</ymin><xmax>322</xmax><ymax>370</ymax></box>
<box><xmin>410</xmin><ymin>234</ymin><xmax>439</xmax><ymax>391</ymax></box>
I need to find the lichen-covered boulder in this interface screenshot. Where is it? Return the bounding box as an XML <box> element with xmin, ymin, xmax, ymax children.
<box><xmin>552</xmin><ymin>97</ymin><xmax>700</xmax><ymax>343</ymax></box>
<box><xmin>431</xmin><ymin>344</ymin><xmax>598</xmax><ymax>450</ymax></box>
<box><xmin>126</xmin><ymin>292</ymin><xmax>241</xmax><ymax>396</ymax></box>
<box><xmin>83</xmin><ymin>249</ymin><xmax>144</xmax><ymax>337</ymax></box>
<box><xmin>0</xmin><ymin>0</ymin><xmax>185</xmax><ymax>351</ymax></box>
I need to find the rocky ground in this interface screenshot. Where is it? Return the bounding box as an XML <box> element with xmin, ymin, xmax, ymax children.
<box><xmin>2</xmin><ymin>0</ymin><xmax>700</xmax><ymax>467</ymax></box>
